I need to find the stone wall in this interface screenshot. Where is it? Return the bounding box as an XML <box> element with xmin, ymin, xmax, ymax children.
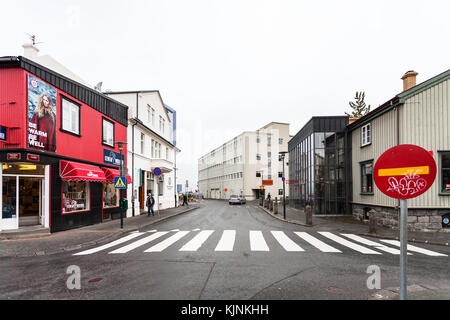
<box><xmin>352</xmin><ymin>203</ymin><xmax>449</xmax><ymax>232</ymax></box>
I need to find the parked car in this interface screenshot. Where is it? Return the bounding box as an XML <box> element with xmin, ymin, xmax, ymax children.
<box><xmin>229</xmin><ymin>195</ymin><xmax>246</xmax><ymax>205</ymax></box>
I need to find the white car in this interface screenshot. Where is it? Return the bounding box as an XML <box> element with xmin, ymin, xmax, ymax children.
<box><xmin>229</xmin><ymin>195</ymin><xmax>246</xmax><ymax>205</ymax></box>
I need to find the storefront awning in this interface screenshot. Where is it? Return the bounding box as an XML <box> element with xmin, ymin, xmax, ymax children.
<box><xmin>101</xmin><ymin>167</ymin><xmax>132</xmax><ymax>184</ymax></box>
<box><xmin>60</xmin><ymin>160</ymin><xmax>107</xmax><ymax>182</ymax></box>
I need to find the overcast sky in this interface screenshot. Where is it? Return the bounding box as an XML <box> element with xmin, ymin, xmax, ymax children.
<box><xmin>1</xmin><ymin>0</ymin><xmax>449</xmax><ymax>190</ymax></box>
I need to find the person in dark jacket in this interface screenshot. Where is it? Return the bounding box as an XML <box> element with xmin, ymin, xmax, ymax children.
<box><xmin>146</xmin><ymin>192</ymin><xmax>155</xmax><ymax>216</ymax></box>
<box><xmin>182</xmin><ymin>193</ymin><xmax>189</xmax><ymax>206</ymax></box>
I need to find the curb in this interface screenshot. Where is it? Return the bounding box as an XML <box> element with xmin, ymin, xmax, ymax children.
<box><xmin>1</xmin><ymin>205</ymin><xmax>200</xmax><ymax>258</ymax></box>
<box><xmin>360</xmin><ymin>232</ymin><xmax>450</xmax><ymax>247</ymax></box>
<box><xmin>257</xmin><ymin>204</ymin><xmax>313</xmax><ymax>227</ymax></box>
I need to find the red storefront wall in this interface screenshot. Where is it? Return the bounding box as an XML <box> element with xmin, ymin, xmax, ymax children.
<box><xmin>0</xmin><ymin>68</ymin><xmax>128</xmax><ymax>164</ymax></box>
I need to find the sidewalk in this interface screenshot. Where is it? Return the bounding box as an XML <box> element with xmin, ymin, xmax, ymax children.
<box><xmin>0</xmin><ymin>203</ymin><xmax>201</xmax><ymax>258</ymax></box>
<box><xmin>258</xmin><ymin>201</ymin><xmax>450</xmax><ymax>247</ymax></box>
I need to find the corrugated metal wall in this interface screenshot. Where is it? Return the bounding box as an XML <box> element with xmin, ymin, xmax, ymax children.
<box><xmin>400</xmin><ymin>78</ymin><xmax>450</xmax><ymax>208</ymax></box>
<box><xmin>0</xmin><ymin>68</ymin><xmax>26</xmax><ymax>149</ymax></box>
<box><xmin>351</xmin><ymin>109</ymin><xmax>398</xmax><ymax>207</ymax></box>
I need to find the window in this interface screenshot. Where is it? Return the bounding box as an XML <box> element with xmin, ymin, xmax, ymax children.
<box><xmin>151</xmin><ymin>139</ymin><xmax>155</xmax><ymax>158</ymax></box>
<box><xmin>147</xmin><ymin>105</ymin><xmax>151</xmax><ymax>123</ymax></box>
<box><xmin>267</xmin><ymin>137</ymin><xmax>271</xmax><ymax>146</ymax></box>
<box><xmin>151</xmin><ymin>107</ymin><xmax>155</xmax><ymax>125</ymax></box>
<box><xmin>279</xmin><ymin>138</ymin><xmax>283</xmax><ymax>145</ymax></box>
<box><xmin>102</xmin><ymin>118</ymin><xmax>114</xmax><ymax>147</ymax></box>
<box><xmin>159</xmin><ymin>116</ymin><xmax>165</xmax><ymax>134</ymax></box>
<box><xmin>158</xmin><ymin>143</ymin><xmax>161</xmax><ymax>158</ymax></box>
<box><xmin>140</xmin><ymin>133</ymin><xmax>145</xmax><ymax>154</ymax></box>
<box><xmin>361</xmin><ymin>123</ymin><xmax>371</xmax><ymax>146</ymax></box>
<box><xmin>103</xmin><ymin>183</ymin><xmax>119</xmax><ymax>208</ymax></box>
<box><xmin>278</xmin><ymin>172</ymin><xmax>283</xmax><ymax>178</ymax></box>
<box><xmin>279</xmin><ymin>189</ymin><xmax>283</xmax><ymax>196</ymax></box>
<box><xmin>256</xmin><ymin>136</ymin><xmax>260</xmax><ymax>143</ymax></box>
<box><xmin>256</xmin><ymin>171</ymin><xmax>261</xmax><ymax>177</ymax></box>
<box><xmin>61</xmin><ymin>96</ymin><xmax>80</xmax><ymax>135</ymax></box>
<box><xmin>360</xmin><ymin>161</ymin><xmax>373</xmax><ymax>194</ymax></box>
<box><xmin>166</xmin><ymin>147</ymin><xmax>169</xmax><ymax>160</ymax></box>
<box><xmin>256</xmin><ymin>154</ymin><xmax>261</xmax><ymax>160</ymax></box>
<box><xmin>62</xmin><ymin>181</ymin><xmax>90</xmax><ymax>213</ymax></box>
<box><xmin>440</xmin><ymin>152</ymin><xmax>450</xmax><ymax>194</ymax></box>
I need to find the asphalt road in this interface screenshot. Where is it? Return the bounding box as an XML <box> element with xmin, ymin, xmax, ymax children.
<box><xmin>1</xmin><ymin>200</ymin><xmax>449</xmax><ymax>300</ymax></box>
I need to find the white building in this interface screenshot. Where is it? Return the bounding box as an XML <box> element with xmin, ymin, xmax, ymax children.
<box><xmin>198</xmin><ymin>122</ymin><xmax>290</xmax><ymax>201</ymax></box>
<box><xmin>105</xmin><ymin>90</ymin><xmax>179</xmax><ymax>216</ymax></box>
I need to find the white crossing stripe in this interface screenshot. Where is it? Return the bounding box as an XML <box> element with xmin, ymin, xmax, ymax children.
<box><xmin>215</xmin><ymin>230</ymin><xmax>236</xmax><ymax>251</ymax></box>
<box><xmin>379</xmin><ymin>240</ymin><xmax>448</xmax><ymax>257</ymax></box>
<box><xmin>294</xmin><ymin>232</ymin><xmax>342</xmax><ymax>253</ymax></box>
<box><xmin>73</xmin><ymin>232</ymin><xmax>145</xmax><ymax>256</ymax></box>
<box><xmin>180</xmin><ymin>230</ymin><xmax>214</xmax><ymax>251</ymax></box>
<box><xmin>318</xmin><ymin>232</ymin><xmax>382</xmax><ymax>254</ymax></box>
<box><xmin>340</xmin><ymin>234</ymin><xmax>409</xmax><ymax>255</ymax></box>
<box><xmin>109</xmin><ymin>231</ymin><xmax>168</xmax><ymax>254</ymax></box>
<box><xmin>144</xmin><ymin>231</ymin><xmax>190</xmax><ymax>252</ymax></box>
<box><xmin>250</xmin><ymin>230</ymin><xmax>269</xmax><ymax>251</ymax></box>
<box><xmin>271</xmin><ymin>231</ymin><xmax>304</xmax><ymax>252</ymax></box>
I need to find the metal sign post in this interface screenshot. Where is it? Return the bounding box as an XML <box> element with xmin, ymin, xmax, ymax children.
<box><xmin>399</xmin><ymin>199</ymin><xmax>408</xmax><ymax>300</ymax></box>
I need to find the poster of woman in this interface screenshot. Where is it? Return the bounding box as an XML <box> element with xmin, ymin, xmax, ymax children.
<box><xmin>27</xmin><ymin>74</ymin><xmax>57</xmax><ymax>152</ymax></box>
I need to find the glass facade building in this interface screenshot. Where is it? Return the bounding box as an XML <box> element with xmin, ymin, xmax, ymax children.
<box><xmin>288</xmin><ymin>116</ymin><xmax>350</xmax><ymax>215</ymax></box>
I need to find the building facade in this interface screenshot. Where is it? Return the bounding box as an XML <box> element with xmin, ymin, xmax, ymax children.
<box><xmin>198</xmin><ymin>122</ymin><xmax>290</xmax><ymax>201</ymax></box>
<box><xmin>0</xmin><ymin>56</ymin><xmax>130</xmax><ymax>232</ymax></box>
<box><xmin>104</xmin><ymin>91</ymin><xmax>179</xmax><ymax>216</ymax></box>
<box><xmin>288</xmin><ymin>116</ymin><xmax>350</xmax><ymax>215</ymax></box>
<box><xmin>349</xmin><ymin>70</ymin><xmax>450</xmax><ymax>231</ymax></box>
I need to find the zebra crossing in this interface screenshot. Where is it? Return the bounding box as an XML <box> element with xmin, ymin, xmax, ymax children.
<box><xmin>73</xmin><ymin>229</ymin><xmax>448</xmax><ymax>257</ymax></box>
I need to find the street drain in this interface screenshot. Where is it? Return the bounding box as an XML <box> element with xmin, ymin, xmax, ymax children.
<box><xmin>88</xmin><ymin>277</ymin><xmax>103</xmax><ymax>283</ymax></box>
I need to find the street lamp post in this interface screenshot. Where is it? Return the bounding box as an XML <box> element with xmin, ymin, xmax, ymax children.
<box><xmin>279</xmin><ymin>151</ymin><xmax>287</xmax><ymax>220</ymax></box>
<box><xmin>116</xmin><ymin>141</ymin><xmax>127</xmax><ymax>229</ymax></box>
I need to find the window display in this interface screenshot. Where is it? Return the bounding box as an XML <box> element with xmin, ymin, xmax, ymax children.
<box><xmin>62</xmin><ymin>181</ymin><xmax>89</xmax><ymax>213</ymax></box>
<box><xmin>103</xmin><ymin>183</ymin><xmax>119</xmax><ymax>208</ymax></box>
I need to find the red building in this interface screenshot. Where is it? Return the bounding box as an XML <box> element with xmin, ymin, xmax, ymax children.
<box><xmin>0</xmin><ymin>56</ymin><xmax>130</xmax><ymax>232</ymax></box>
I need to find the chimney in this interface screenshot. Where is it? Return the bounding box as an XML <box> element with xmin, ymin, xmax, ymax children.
<box><xmin>22</xmin><ymin>43</ymin><xmax>40</xmax><ymax>60</ymax></box>
<box><xmin>401</xmin><ymin>70</ymin><xmax>418</xmax><ymax>91</ymax></box>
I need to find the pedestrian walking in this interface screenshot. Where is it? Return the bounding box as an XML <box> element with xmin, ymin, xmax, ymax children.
<box><xmin>146</xmin><ymin>192</ymin><xmax>155</xmax><ymax>216</ymax></box>
<box><xmin>182</xmin><ymin>193</ymin><xmax>189</xmax><ymax>206</ymax></box>
<box><xmin>267</xmin><ymin>193</ymin><xmax>271</xmax><ymax>202</ymax></box>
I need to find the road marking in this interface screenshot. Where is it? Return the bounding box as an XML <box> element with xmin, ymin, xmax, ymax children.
<box><xmin>109</xmin><ymin>231</ymin><xmax>169</xmax><ymax>254</ymax></box>
<box><xmin>340</xmin><ymin>234</ymin><xmax>408</xmax><ymax>255</ymax></box>
<box><xmin>271</xmin><ymin>231</ymin><xmax>304</xmax><ymax>251</ymax></box>
<box><xmin>192</xmin><ymin>228</ymin><xmax>200</xmax><ymax>231</ymax></box>
<box><xmin>318</xmin><ymin>232</ymin><xmax>382</xmax><ymax>254</ymax></box>
<box><xmin>144</xmin><ymin>231</ymin><xmax>190</xmax><ymax>252</ymax></box>
<box><xmin>250</xmin><ymin>230</ymin><xmax>269</xmax><ymax>251</ymax></box>
<box><xmin>170</xmin><ymin>229</ymin><xmax>180</xmax><ymax>232</ymax></box>
<box><xmin>179</xmin><ymin>230</ymin><xmax>214</xmax><ymax>251</ymax></box>
<box><xmin>73</xmin><ymin>232</ymin><xmax>145</xmax><ymax>256</ymax></box>
<box><xmin>294</xmin><ymin>232</ymin><xmax>342</xmax><ymax>253</ymax></box>
<box><xmin>379</xmin><ymin>240</ymin><xmax>448</xmax><ymax>257</ymax></box>
<box><xmin>215</xmin><ymin>230</ymin><xmax>236</xmax><ymax>251</ymax></box>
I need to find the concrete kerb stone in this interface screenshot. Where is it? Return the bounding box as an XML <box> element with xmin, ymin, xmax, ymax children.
<box><xmin>258</xmin><ymin>204</ymin><xmax>313</xmax><ymax>227</ymax></box>
<box><xmin>2</xmin><ymin>206</ymin><xmax>200</xmax><ymax>258</ymax></box>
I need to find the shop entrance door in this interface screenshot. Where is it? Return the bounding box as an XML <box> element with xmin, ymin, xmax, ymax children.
<box><xmin>19</xmin><ymin>177</ymin><xmax>42</xmax><ymax>226</ymax></box>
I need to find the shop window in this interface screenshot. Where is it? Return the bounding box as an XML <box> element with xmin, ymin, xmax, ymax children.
<box><xmin>61</xmin><ymin>96</ymin><xmax>80</xmax><ymax>135</ymax></box>
<box><xmin>439</xmin><ymin>151</ymin><xmax>450</xmax><ymax>194</ymax></box>
<box><xmin>62</xmin><ymin>181</ymin><xmax>90</xmax><ymax>213</ymax></box>
<box><xmin>279</xmin><ymin>189</ymin><xmax>283</xmax><ymax>196</ymax></box>
<box><xmin>360</xmin><ymin>161</ymin><xmax>374</xmax><ymax>194</ymax></box>
<box><xmin>158</xmin><ymin>177</ymin><xmax>164</xmax><ymax>196</ymax></box>
<box><xmin>102</xmin><ymin>118</ymin><xmax>115</xmax><ymax>147</ymax></box>
<box><xmin>103</xmin><ymin>183</ymin><xmax>119</xmax><ymax>208</ymax></box>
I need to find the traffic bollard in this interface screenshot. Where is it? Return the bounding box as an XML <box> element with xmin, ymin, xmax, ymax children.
<box><xmin>305</xmin><ymin>205</ymin><xmax>312</xmax><ymax>226</ymax></box>
<box><xmin>369</xmin><ymin>209</ymin><xmax>377</xmax><ymax>234</ymax></box>
<box><xmin>274</xmin><ymin>198</ymin><xmax>278</xmax><ymax>214</ymax></box>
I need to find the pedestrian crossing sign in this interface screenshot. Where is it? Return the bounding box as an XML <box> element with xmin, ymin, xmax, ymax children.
<box><xmin>114</xmin><ymin>176</ymin><xmax>127</xmax><ymax>189</ymax></box>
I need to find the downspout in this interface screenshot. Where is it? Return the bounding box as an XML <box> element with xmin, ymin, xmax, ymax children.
<box><xmin>131</xmin><ymin>120</ymin><xmax>136</xmax><ymax>216</ymax></box>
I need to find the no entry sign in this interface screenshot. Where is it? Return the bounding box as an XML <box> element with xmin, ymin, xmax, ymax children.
<box><xmin>374</xmin><ymin>144</ymin><xmax>437</xmax><ymax>200</ymax></box>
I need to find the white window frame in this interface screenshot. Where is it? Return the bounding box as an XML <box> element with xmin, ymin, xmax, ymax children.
<box><xmin>62</xmin><ymin>97</ymin><xmax>80</xmax><ymax>135</ymax></box>
<box><xmin>102</xmin><ymin>118</ymin><xmax>114</xmax><ymax>147</ymax></box>
<box><xmin>140</xmin><ymin>133</ymin><xmax>145</xmax><ymax>154</ymax></box>
<box><xmin>361</xmin><ymin>123</ymin><xmax>371</xmax><ymax>147</ymax></box>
